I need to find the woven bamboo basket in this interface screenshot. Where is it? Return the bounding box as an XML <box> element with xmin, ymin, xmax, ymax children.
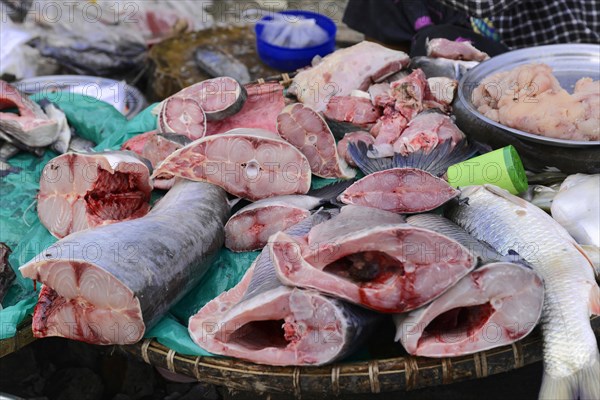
<box><xmin>0</xmin><ymin>318</ymin><xmax>35</xmax><ymax>359</ymax></box>
<box><xmin>121</xmin><ymin>316</ymin><xmax>600</xmax><ymax>396</ymax></box>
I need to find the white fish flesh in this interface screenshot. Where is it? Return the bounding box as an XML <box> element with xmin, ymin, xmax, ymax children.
<box><xmin>37</xmin><ymin>152</ymin><xmax>153</xmax><ymax>239</ymax></box>
<box><xmin>177</xmin><ymin>76</ymin><xmax>247</xmax><ymax>121</ymax></box>
<box><xmin>551</xmin><ymin>174</ymin><xmax>599</xmax><ymax>247</ymax></box>
<box><xmin>158</xmin><ymin>96</ymin><xmax>207</xmax><ymax>140</ymax></box>
<box><xmin>270</xmin><ymin>206</ymin><xmax>476</xmax><ymax>313</ymax></box>
<box><xmin>448</xmin><ymin>185</ymin><xmax>600</xmax><ymax>400</ymax></box>
<box><xmin>289</xmin><ymin>41</ymin><xmax>410</xmax><ymax>112</ymax></box>
<box><xmin>152</xmin><ymin>129</ymin><xmax>312</xmax><ymax>201</ymax></box>
<box><xmin>189</xmin><ymin>211</ymin><xmax>380</xmax><ymax>366</ymax></box>
<box><xmin>21</xmin><ymin>180</ymin><xmax>229</xmax><ymax>345</ymax></box>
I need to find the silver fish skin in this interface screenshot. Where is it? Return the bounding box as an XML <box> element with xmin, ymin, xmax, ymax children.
<box><xmin>448</xmin><ymin>184</ymin><xmax>600</xmax><ymax>400</ymax></box>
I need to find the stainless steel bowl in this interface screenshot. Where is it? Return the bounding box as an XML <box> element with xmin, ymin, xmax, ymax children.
<box><xmin>458</xmin><ymin>44</ymin><xmax>600</xmax><ymax>148</ymax></box>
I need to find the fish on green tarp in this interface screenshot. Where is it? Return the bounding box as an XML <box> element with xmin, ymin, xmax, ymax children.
<box><xmin>20</xmin><ymin>180</ymin><xmax>229</xmax><ymax>345</ymax></box>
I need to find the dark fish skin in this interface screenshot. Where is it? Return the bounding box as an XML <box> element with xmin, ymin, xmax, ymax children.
<box><xmin>21</xmin><ymin>180</ymin><xmax>230</xmax><ymax>341</ymax></box>
<box><xmin>194</xmin><ymin>46</ymin><xmax>251</xmax><ymax>84</ymax></box>
<box><xmin>453</xmin><ymin>98</ymin><xmax>600</xmax><ymax>174</ymax></box>
<box><xmin>0</xmin><ymin>243</ymin><xmax>16</xmax><ymax>304</ymax></box>
<box><xmin>410</xmin><ymin>57</ymin><xmax>477</xmax><ymax>80</ymax></box>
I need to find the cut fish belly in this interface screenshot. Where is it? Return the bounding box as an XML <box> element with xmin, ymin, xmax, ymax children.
<box><xmin>339</xmin><ymin>168</ymin><xmax>460</xmax><ymax>213</ymax></box>
<box><xmin>290</xmin><ymin>41</ymin><xmax>410</xmax><ymax>112</ymax></box>
<box><xmin>270</xmin><ymin>206</ymin><xmax>476</xmax><ymax>313</ymax></box>
<box><xmin>0</xmin><ymin>80</ymin><xmax>59</xmax><ymax>147</ymax></box>
<box><xmin>152</xmin><ymin>129</ymin><xmax>311</xmax><ymax>201</ymax></box>
<box><xmin>394</xmin><ymin>262</ymin><xmax>544</xmax><ymax>357</ymax></box>
<box><xmin>189</xmin><ymin>211</ymin><xmax>380</xmax><ymax>366</ymax></box>
<box><xmin>277</xmin><ymin>103</ymin><xmax>356</xmax><ymax>179</ymax></box>
<box><xmin>371</xmin><ymin>109</ymin><xmax>409</xmax><ymax>157</ymax></box>
<box><xmin>21</xmin><ymin>180</ymin><xmax>229</xmax><ymax>345</ymax></box>
<box><xmin>141</xmin><ymin>134</ymin><xmax>191</xmax><ymax>190</ymax></box>
<box><xmin>121</xmin><ymin>130</ymin><xmax>156</xmax><ymax>154</ymax></box>
<box><xmin>206</xmin><ymin>82</ymin><xmax>285</xmax><ymax>135</ymax></box>
<box><xmin>37</xmin><ymin>152</ymin><xmax>153</xmax><ymax>239</ymax></box>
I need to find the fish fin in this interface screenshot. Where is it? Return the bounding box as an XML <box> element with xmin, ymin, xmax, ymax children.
<box><xmin>392</xmin><ymin>139</ymin><xmax>477</xmax><ymax>177</ymax></box>
<box><xmin>347</xmin><ymin>141</ymin><xmax>392</xmax><ymax>175</ymax></box>
<box><xmin>577</xmin><ymin>245</ymin><xmax>599</xmax><ymax>278</ymax></box>
<box><xmin>307</xmin><ymin>180</ymin><xmax>356</xmax><ymax>203</ymax></box>
<box><xmin>539</xmin><ymin>352</ymin><xmax>600</xmax><ymax>400</ymax></box>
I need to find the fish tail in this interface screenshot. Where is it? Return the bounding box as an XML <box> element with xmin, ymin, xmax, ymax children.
<box><xmin>307</xmin><ymin>179</ymin><xmax>356</xmax><ymax>202</ymax></box>
<box><xmin>539</xmin><ymin>351</ymin><xmax>600</xmax><ymax>400</ymax></box>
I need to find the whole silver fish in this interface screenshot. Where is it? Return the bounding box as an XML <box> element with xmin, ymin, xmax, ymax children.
<box><xmin>448</xmin><ymin>185</ymin><xmax>600</xmax><ymax>400</ymax></box>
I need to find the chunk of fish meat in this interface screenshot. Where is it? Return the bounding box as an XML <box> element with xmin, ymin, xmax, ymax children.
<box><xmin>0</xmin><ymin>80</ymin><xmax>59</xmax><ymax>147</ymax></box>
<box><xmin>425</xmin><ymin>77</ymin><xmax>457</xmax><ymax>113</ymax></box>
<box><xmin>337</xmin><ymin>131</ymin><xmax>375</xmax><ymax>168</ymax></box>
<box><xmin>176</xmin><ymin>76</ymin><xmax>247</xmax><ymax>121</ymax></box>
<box><xmin>339</xmin><ymin>168</ymin><xmax>460</xmax><ymax>213</ymax></box>
<box><xmin>189</xmin><ymin>211</ymin><xmax>380</xmax><ymax>366</ymax></box>
<box><xmin>551</xmin><ymin>174</ymin><xmax>599</xmax><ymax>247</ymax></box>
<box><xmin>21</xmin><ymin>180</ymin><xmax>229</xmax><ymax>345</ymax></box>
<box><xmin>472</xmin><ymin>63</ymin><xmax>600</xmax><ymax>141</ymax></box>
<box><xmin>152</xmin><ymin>129</ymin><xmax>311</xmax><ymax>201</ymax></box>
<box><xmin>290</xmin><ymin>41</ymin><xmax>410</xmax><ymax>111</ymax></box>
<box><xmin>393</xmin><ymin>112</ymin><xmax>465</xmax><ymax>156</ymax></box>
<box><xmin>206</xmin><ymin>82</ymin><xmax>285</xmax><ymax>135</ymax></box>
<box><xmin>448</xmin><ymin>184</ymin><xmax>600</xmax><ymax>400</ymax></box>
<box><xmin>121</xmin><ymin>130</ymin><xmax>156</xmax><ymax>154</ymax></box>
<box><xmin>270</xmin><ymin>205</ymin><xmax>476</xmax><ymax>313</ymax></box>
<box><xmin>426</xmin><ymin>38</ymin><xmax>489</xmax><ymax>62</ymax></box>
<box><xmin>394</xmin><ymin>262</ymin><xmax>544</xmax><ymax>357</ymax></box>
<box><xmin>158</xmin><ymin>96</ymin><xmax>206</xmax><ymax>140</ymax></box>
<box><xmin>323</xmin><ymin>96</ymin><xmax>381</xmax><ymax>136</ymax></box>
<box><xmin>390</xmin><ymin>69</ymin><xmax>428</xmax><ymax>121</ymax></box>
<box><xmin>37</xmin><ymin>152</ymin><xmax>153</xmax><ymax>239</ymax></box>
<box><xmin>371</xmin><ymin>108</ymin><xmax>409</xmax><ymax>157</ymax></box>
<box><xmin>277</xmin><ymin>103</ymin><xmax>356</xmax><ymax>179</ymax></box>
<box><xmin>368</xmin><ymin>83</ymin><xmax>394</xmax><ymax>108</ymax></box>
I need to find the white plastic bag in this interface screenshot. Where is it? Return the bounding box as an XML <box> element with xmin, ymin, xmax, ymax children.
<box><xmin>259</xmin><ymin>13</ymin><xmax>329</xmax><ymax>49</ymax></box>
<box><xmin>0</xmin><ymin>11</ymin><xmax>37</xmax><ymax>79</ymax></box>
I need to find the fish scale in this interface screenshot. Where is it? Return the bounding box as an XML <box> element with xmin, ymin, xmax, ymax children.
<box><xmin>448</xmin><ymin>185</ymin><xmax>600</xmax><ymax>399</ymax></box>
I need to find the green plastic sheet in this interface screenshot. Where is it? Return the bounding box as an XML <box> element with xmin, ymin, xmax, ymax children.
<box><xmin>0</xmin><ymin>93</ymin><xmax>337</xmax><ymax>357</ymax></box>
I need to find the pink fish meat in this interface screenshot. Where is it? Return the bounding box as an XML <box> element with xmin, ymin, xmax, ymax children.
<box><xmin>277</xmin><ymin>103</ymin><xmax>356</xmax><ymax>179</ymax></box>
<box><xmin>323</xmin><ymin>96</ymin><xmax>382</xmax><ymax>133</ymax></box>
<box><xmin>177</xmin><ymin>76</ymin><xmax>247</xmax><ymax>121</ymax></box>
<box><xmin>390</xmin><ymin>69</ymin><xmax>428</xmax><ymax>121</ymax></box>
<box><xmin>269</xmin><ymin>206</ymin><xmax>476</xmax><ymax>313</ymax></box>
<box><xmin>426</xmin><ymin>38</ymin><xmax>489</xmax><ymax>61</ymax></box>
<box><xmin>152</xmin><ymin>129</ymin><xmax>311</xmax><ymax>201</ymax></box>
<box><xmin>393</xmin><ymin>112</ymin><xmax>465</xmax><ymax>156</ymax></box>
<box><xmin>189</xmin><ymin>211</ymin><xmax>380</xmax><ymax>366</ymax></box>
<box><xmin>158</xmin><ymin>96</ymin><xmax>207</xmax><ymax>140</ymax></box>
<box><xmin>206</xmin><ymin>82</ymin><xmax>285</xmax><ymax>135</ymax></box>
<box><xmin>289</xmin><ymin>41</ymin><xmax>410</xmax><ymax>111</ymax></box>
<box><xmin>339</xmin><ymin>168</ymin><xmax>459</xmax><ymax>213</ymax></box>
<box><xmin>394</xmin><ymin>262</ymin><xmax>544</xmax><ymax>356</ymax></box>
<box><xmin>37</xmin><ymin>152</ymin><xmax>153</xmax><ymax>239</ymax></box>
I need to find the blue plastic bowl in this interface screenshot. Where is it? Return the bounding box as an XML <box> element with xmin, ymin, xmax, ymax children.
<box><xmin>255</xmin><ymin>10</ymin><xmax>337</xmax><ymax>72</ymax></box>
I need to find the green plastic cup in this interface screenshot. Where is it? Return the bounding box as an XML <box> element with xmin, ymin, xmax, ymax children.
<box><xmin>447</xmin><ymin>145</ymin><xmax>528</xmax><ymax>194</ymax></box>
